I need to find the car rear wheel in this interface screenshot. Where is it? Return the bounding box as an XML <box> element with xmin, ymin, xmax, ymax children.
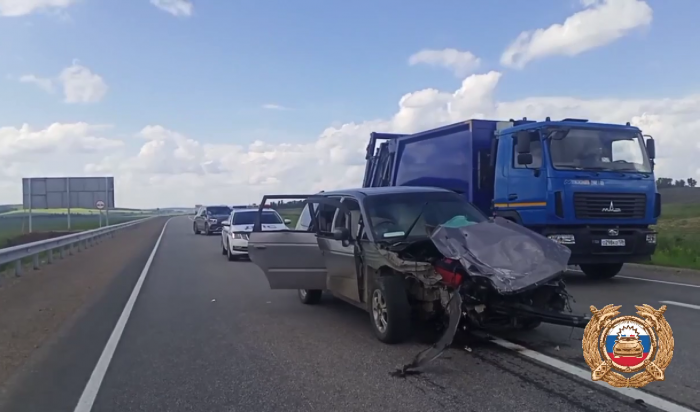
<box><xmin>298</xmin><ymin>289</ymin><xmax>322</xmax><ymax>304</ymax></box>
<box><xmin>369</xmin><ymin>275</ymin><xmax>412</xmax><ymax>344</ymax></box>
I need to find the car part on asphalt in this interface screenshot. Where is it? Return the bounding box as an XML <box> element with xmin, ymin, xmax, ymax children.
<box><xmin>384</xmin><ymin>216</ymin><xmax>590</xmax><ymax>374</ymax></box>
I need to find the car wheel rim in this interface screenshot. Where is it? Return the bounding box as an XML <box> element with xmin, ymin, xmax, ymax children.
<box><xmin>299</xmin><ymin>289</ymin><xmax>307</xmax><ymax>299</ymax></box>
<box><xmin>371</xmin><ymin>289</ymin><xmax>388</xmax><ymax>333</ymax></box>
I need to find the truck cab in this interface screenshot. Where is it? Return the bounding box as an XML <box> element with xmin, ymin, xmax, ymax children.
<box><xmin>363</xmin><ymin>118</ymin><xmax>660</xmax><ymax>279</ymax></box>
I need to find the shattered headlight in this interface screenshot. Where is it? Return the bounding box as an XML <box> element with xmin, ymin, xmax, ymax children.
<box><xmin>548</xmin><ymin>234</ymin><xmax>575</xmax><ymax>245</ymax></box>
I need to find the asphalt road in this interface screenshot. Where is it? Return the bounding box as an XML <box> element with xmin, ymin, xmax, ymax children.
<box><xmin>2</xmin><ymin>216</ymin><xmax>698</xmax><ymax>412</ymax></box>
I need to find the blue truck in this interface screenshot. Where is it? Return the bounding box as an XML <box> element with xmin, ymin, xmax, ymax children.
<box><xmin>362</xmin><ymin>118</ymin><xmax>660</xmax><ymax>279</ymax></box>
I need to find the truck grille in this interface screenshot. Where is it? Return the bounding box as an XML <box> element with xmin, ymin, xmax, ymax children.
<box><xmin>573</xmin><ymin>192</ymin><xmax>646</xmax><ymax>219</ymax></box>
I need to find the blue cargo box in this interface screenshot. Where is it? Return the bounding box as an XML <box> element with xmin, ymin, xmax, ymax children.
<box><xmin>389</xmin><ymin>119</ymin><xmax>532</xmax><ymax>213</ymax></box>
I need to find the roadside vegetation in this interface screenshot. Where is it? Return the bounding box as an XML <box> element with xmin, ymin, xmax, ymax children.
<box><xmin>652</xmin><ymin>203</ymin><xmax>700</xmax><ymax>270</ymax></box>
<box><xmin>0</xmin><ymin>208</ymin><xmax>153</xmax><ymax>248</ymax></box>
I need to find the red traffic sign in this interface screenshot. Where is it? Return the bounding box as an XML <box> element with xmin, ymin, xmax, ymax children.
<box><xmin>96</xmin><ymin>200</ymin><xmax>105</xmax><ymax>210</ymax></box>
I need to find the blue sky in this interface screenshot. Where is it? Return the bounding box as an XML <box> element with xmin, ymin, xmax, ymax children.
<box><xmin>2</xmin><ymin>0</ymin><xmax>700</xmax><ymax>146</ymax></box>
<box><xmin>1</xmin><ymin>0</ymin><xmax>699</xmax><ymax>207</ymax></box>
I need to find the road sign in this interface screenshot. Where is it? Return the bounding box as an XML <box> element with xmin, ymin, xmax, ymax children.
<box><xmin>96</xmin><ymin>200</ymin><xmax>105</xmax><ymax>210</ymax></box>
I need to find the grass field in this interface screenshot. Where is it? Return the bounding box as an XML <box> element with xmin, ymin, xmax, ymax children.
<box><xmin>652</xmin><ymin>203</ymin><xmax>700</xmax><ymax>270</ymax></box>
<box><xmin>0</xmin><ymin>213</ymin><xmax>149</xmax><ymax>247</ymax></box>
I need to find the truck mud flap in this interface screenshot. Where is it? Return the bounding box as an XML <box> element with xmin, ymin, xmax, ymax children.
<box><xmin>392</xmin><ymin>289</ymin><xmax>463</xmax><ymax>377</ymax></box>
<box><xmin>491</xmin><ymin>302</ymin><xmax>590</xmax><ymax>328</ymax></box>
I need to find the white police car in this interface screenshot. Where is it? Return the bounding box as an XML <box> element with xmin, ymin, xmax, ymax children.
<box><xmin>220</xmin><ymin>208</ymin><xmax>291</xmax><ymax>261</ymax></box>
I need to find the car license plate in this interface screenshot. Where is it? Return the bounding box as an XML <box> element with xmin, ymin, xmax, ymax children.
<box><xmin>601</xmin><ymin>239</ymin><xmax>625</xmax><ymax>247</ymax></box>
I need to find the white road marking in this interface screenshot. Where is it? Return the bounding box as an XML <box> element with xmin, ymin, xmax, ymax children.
<box><xmin>73</xmin><ymin>218</ymin><xmax>173</xmax><ymax>412</ymax></box>
<box><xmin>482</xmin><ymin>335</ymin><xmax>696</xmax><ymax>412</ymax></box>
<box><xmin>618</xmin><ymin>276</ymin><xmax>700</xmax><ymax>288</ymax></box>
<box><xmin>567</xmin><ymin>269</ymin><xmax>700</xmax><ymax>288</ymax></box>
<box><xmin>659</xmin><ymin>301</ymin><xmax>700</xmax><ymax>311</ymax></box>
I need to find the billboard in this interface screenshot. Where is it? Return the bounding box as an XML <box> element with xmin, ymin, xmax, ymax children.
<box><xmin>22</xmin><ymin>177</ymin><xmax>115</xmax><ymax>210</ymax></box>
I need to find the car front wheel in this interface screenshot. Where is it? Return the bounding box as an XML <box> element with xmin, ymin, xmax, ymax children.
<box><xmin>298</xmin><ymin>289</ymin><xmax>322</xmax><ymax>304</ymax></box>
<box><xmin>193</xmin><ymin>224</ymin><xmax>201</xmax><ymax>235</ymax></box>
<box><xmin>369</xmin><ymin>275</ymin><xmax>412</xmax><ymax>344</ymax></box>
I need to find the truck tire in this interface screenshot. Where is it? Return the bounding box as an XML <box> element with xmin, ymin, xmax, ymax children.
<box><xmin>298</xmin><ymin>289</ymin><xmax>322</xmax><ymax>304</ymax></box>
<box><xmin>580</xmin><ymin>263</ymin><xmax>623</xmax><ymax>280</ymax></box>
<box><xmin>369</xmin><ymin>275</ymin><xmax>412</xmax><ymax>344</ymax></box>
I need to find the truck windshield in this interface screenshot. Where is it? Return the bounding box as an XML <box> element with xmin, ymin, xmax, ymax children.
<box><xmin>363</xmin><ymin>192</ymin><xmax>487</xmax><ymax>241</ymax></box>
<box><xmin>232</xmin><ymin>211</ymin><xmax>283</xmax><ymax>225</ymax></box>
<box><xmin>547</xmin><ymin>128</ymin><xmax>652</xmax><ymax>173</ymax></box>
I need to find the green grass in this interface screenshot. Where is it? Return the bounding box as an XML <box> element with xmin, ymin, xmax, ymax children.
<box><xmin>0</xmin><ymin>208</ymin><xmax>150</xmax><ymax>216</ymax></box>
<box><xmin>0</xmin><ymin>213</ymin><xmax>149</xmax><ymax>246</ymax></box>
<box><xmin>650</xmin><ymin>204</ymin><xmax>700</xmax><ymax>270</ymax></box>
<box><xmin>278</xmin><ymin>208</ymin><xmax>303</xmax><ymax>228</ymax></box>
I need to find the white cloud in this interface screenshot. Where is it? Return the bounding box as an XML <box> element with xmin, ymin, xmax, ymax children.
<box><xmin>501</xmin><ymin>0</ymin><xmax>653</xmax><ymax>69</ymax></box>
<box><xmin>0</xmin><ymin>0</ymin><xmax>77</xmax><ymax>17</ymax></box>
<box><xmin>2</xmin><ymin>69</ymin><xmax>699</xmax><ymax>207</ymax></box>
<box><xmin>16</xmin><ymin>62</ymin><xmax>108</xmax><ymax>103</ymax></box>
<box><xmin>408</xmin><ymin>49</ymin><xmax>481</xmax><ymax>77</ymax></box>
<box><xmin>19</xmin><ymin>74</ymin><xmax>55</xmax><ymax>93</ymax></box>
<box><xmin>262</xmin><ymin>104</ymin><xmax>291</xmax><ymax>111</ymax></box>
<box><xmin>58</xmin><ymin>62</ymin><xmax>108</xmax><ymax>103</ymax></box>
<box><xmin>150</xmin><ymin>0</ymin><xmax>192</xmax><ymax>17</ymax></box>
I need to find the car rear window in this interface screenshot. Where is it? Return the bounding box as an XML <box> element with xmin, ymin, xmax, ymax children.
<box><xmin>207</xmin><ymin>206</ymin><xmax>232</xmax><ymax>215</ymax></box>
<box><xmin>232</xmin><ymin>211</ymin><xmax>282</xmax><ymax>225</ymax></box>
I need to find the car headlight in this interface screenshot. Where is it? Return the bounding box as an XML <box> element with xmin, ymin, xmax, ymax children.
<box><xmin>209</xmin><ymin>218</ymin><xmax>218</xmax><ymax>223</ymax></box>
<box><xmin>548</xmin><ymin>234</ymin><xmax>575</xmax><ymax>244</ymax></box>
<box><xmin>233</xmin><ymin>233</ymin><xmax>248</xmax><ymax>240</ymax></box>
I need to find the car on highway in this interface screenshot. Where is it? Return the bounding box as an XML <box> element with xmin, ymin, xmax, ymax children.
<box><xmin>246</xmin><ymin>187</ymin><xmax>588</xmax><ymax>349</ymax></box>
<box><xmin>220</xmin><ymin>208</ymin><xmax>291</xmax><ymax>260</ymax></box>
<box><xmin>193</xmin><ymin>205</ymin><xmax>233</xmax><ymax>235</ymax></box>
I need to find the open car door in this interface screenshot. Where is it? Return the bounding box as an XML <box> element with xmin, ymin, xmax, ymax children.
<box><xmin>248</xmin><ymin>195</ymin><xmax>327</xmax><ymax>290</ymax></box>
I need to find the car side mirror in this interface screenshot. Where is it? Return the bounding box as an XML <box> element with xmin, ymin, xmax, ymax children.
<box><xmin>332</xmin><ymin>227</ymin><xmax>351</xmax><ymax>241</ymax></box>
<box><xmin>516</xmin><ymin>131</ymin><xmax>531</xmax><ymax>154</ymax></box>
<box><xmin>284</xmin><ymin>218</ymin><xmax>291</xmax><ymax>224</ymax></box>
<box><xmin>517</xmin><ymin>153</ymin><xmax>533</xmax><ymax>165</ymax></box>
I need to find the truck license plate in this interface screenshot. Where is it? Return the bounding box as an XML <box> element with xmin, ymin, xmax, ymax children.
<box><xmin>601</xmin><ymin>239</ymin><xmax>625</xmax><ymax>247</ymax></box>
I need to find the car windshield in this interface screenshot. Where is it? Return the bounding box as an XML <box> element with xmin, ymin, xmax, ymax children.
<box><xmin>207</xmin><ymin>206</ymin><xmax>232</xmax><ymax>215</ymax></box>
<box><xmin>363</xmin><ymin>192</ymin><xmax>487</xmax><ymax>241</ymax></box>
<box><xmin>232</xmin><ymin>211</ymin><xmax>282</xmax><ymax>225</ymax></box>
<box><xmin>547</xmin><ymin>128</ymin><xmax>652</xmax><ymax>173</ymax></box>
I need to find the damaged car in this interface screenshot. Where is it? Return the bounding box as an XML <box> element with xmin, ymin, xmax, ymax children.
<box><xmin>248</xmin><ymin>187</ymin><xmax>590</xmax><ymax>349</ymax></box>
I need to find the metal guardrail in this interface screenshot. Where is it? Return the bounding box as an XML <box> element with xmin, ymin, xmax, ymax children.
<box><xmin>0</xmin><ymin>216</ymin><xmax>158</xmax><ymax>277</ymax></box>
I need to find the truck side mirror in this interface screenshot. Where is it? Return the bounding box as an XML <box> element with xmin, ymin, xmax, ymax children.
<box><xmin>517</xmin><ymin>153</ymin><xmax>533</xmax><ymax>165</ymax></box>
<box><xmin>645</xmin><ymin>137</ymin><xmax>656</xmax><ymax>159</ymax></box>
<box><xmin>516</xmin><ymin>131</ymin><xmax>531</xmax><ymax>154</ymax></box>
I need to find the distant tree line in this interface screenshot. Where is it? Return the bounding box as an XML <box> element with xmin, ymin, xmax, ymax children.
<box><xmin>656</xmin><ymin>177</ymin><xmax>697</xmax><ymax>188</ymax></box>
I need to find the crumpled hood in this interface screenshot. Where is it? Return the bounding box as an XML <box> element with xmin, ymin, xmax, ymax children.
<box><xmin>429</xmin><ymin>217</ymin><xmax>571</xmax><ymax>294</ymax></box>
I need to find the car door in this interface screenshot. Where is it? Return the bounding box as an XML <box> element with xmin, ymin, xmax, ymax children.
<box><xmin>248</xmin><ymin>195</ymin><xmax>327</xmax><ymax>290</ymax></box>
<box><xmin>194</xmin><ymin>207</ymin><xmax>204</xmax><ymax>230</ymax></box>
<box><xmin>317</xmin><ymin>196</ymin><xmax>361</xmax><ymax>303</ymax></box>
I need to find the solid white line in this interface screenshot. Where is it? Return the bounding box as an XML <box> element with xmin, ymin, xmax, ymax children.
<box><xmin>485</xmin><ymin>336</ymin><xmax>696</xmax><ymax>412</ymax></box>
<box><xmin>618</xmin><ymin>276</ymin><xmax>700</xmax><ymax>289</ymax></box>
<box><xmin>659</xmin><ymin>301</ymin><xmax>700</xmax><ymax>311</ymax></box>
<box><xmin>567</xmin><ymin>269</ymin><xmax>700</xmax><ymax>288</ymax></box>
<box><xmin>73</xmin><ymin>218</ymin><xmax>173</xmax><ymax>412</ymax></box>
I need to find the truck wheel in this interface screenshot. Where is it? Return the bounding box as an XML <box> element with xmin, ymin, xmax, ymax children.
<box><xmin>369</xmin><ymin>275</ymin><xmax>412</xmax><ymax>344</ymax></box>
<box><xmin>298</xmin><ymin>289</ymin><xmax>322</xmax><ymax>304</ymax></box>
<box><xmin>580</xmin><ymin>263</ymin><xmax>623</xmax><ymax>280</ymax></box>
